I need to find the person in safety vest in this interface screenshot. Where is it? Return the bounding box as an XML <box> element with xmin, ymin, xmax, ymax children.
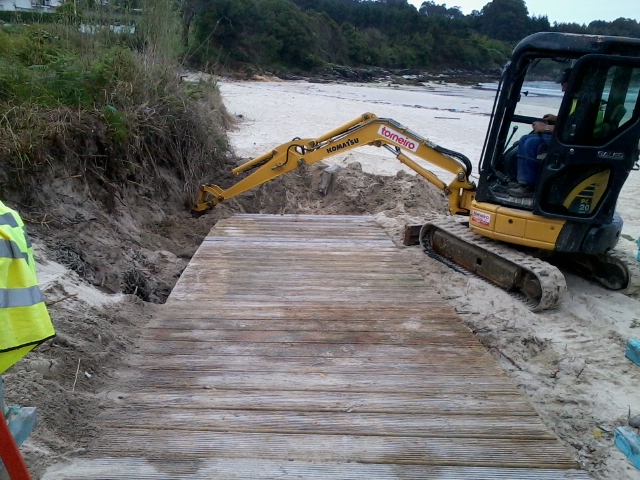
<box><xmin>0</xmin><ymin>201</ymin><xmax>55</xmax><ymax>374</ymax></box>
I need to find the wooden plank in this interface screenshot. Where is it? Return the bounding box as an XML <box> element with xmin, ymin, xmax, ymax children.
<box><xmin>145</xmin><ymin>317</ymin><xmax>467</xmax><ymax>331</ymax></box>
<box><xmin>168</xmin><ymin>289</ymin><xmax>439</xmax><ymax>300</ymax></box>
<box><xmin>158</xmin><ymin>303</ymin><xmax>457</xmax><ymax>319</ymax></box>
<box><xmin>166</xmin><ymin>295</ymin><xmax>447</xmax><ymax>303</ymax></box>
<box><xmin>170</xmin><ymin>278</ymin><xmax>432</xmax><ymax>288</ymax></box>
<box><xmin>134</xmin><ymin>354</ymin><xmax>502</xmax><ymax>375</ymax></box>
<box><xmin>137</xmin><ymin>340</ymin><xmax>499</xmax><ymax>359</ymax></box>
<box><xmin>41</xmin><ymin>458</ymin><xmax>592</xmax><ymax>479</ymax></box>
<box><xmin>200</xmin><ymin>239</ymin><xmax>396</xmax><ymax>248</ymax></box>
<box><xmin>187</xmin><ymin>254</ymin><xmax>412</xmax><ymax>263</ymax></box>
<box><xmin>161</xmin><ymin>300</ymin><xmax>452</xmax><ymax>313</ymax></box>
<box><xmin>133</xmin><ymin>371</ymin><xmax>524</xmax><ymax>394</ymax></box>
<box><xmin>140</xmin><ymin>329</ymin><xmax>477</xmax><ymax>345</ymax></box>
<box><xmin>118</xmin><ymin>390</ymin><xmax>538</xmax><ymax>416</ymax></box>
<box><xmin>102</xmin><ymin>410</ymin><xmax>556</xmax><ymax>440</ymax></box>
<box><xmin>92</xmin><ymin>430</ymin><xmax>577</xmax><ymax>469</ymax></box>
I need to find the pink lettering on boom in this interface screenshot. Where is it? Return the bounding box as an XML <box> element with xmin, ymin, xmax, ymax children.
<box><xmin>379</xmin><ymin>126</ymin><xmax>418</xmax><ymax>152</ymax></box>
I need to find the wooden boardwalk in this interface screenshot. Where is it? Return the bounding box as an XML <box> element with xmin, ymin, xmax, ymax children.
<box><xmin>44</xmin><ymin>214</ymin><xmax>590</xmax><ymax>479</ymax></box>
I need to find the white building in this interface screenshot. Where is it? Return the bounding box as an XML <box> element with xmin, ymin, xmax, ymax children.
<box><xmin>0</xmin><ymin>0</ymin><xmax>62</xmax><ymax>13</ymax></box>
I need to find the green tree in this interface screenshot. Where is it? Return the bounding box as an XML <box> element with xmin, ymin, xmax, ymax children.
<box><xmin>529</xmin><ymin>14</ymin><xmax>550</xmax><ymax>33</ymax></box>
<box><xmin>479</xmin><ymin>0</ymin><xmax>531</xmax><ymax>42</ymax></box>
<box><xmin>592</xmin><ymin>18</ymin><xmax>640</xmax><ymax>37</ymax></box>
<box><xmin>259</xmin><ymin>0</ymin><xmax>318</xmax><ymax>67</ymax></box>
<box><xmin>419</xmin><ymin>1</ymin><xmax>463</xmax><ymax>19</ymax></box>
<box><xmin>405</xmin><ymin>32</ymin><xmax>435</xmax><ymax>66</ymax></box>
<box><xmin>340</xmin><ymin>22</ymin><xmax>372</xmax><ymax>65</ymax></box>
<box><xmin>306</xmin><ymin>11</ymin><xmax>349</xmax><ymax>64</ymax></box>
<box><xmin>185</xmin><ymin>0</ymin><xmax>640</xmax><ymax>74</ymax></box>
<box><xmin>193</xmin><ymin>0</ymin><xmax>259</xmax><ymax>63</ymax></box>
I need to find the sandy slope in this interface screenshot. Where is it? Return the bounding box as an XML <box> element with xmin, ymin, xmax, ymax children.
<box><xmin>218</xmin><ymin>79</ymin><xmax>640</xmax><ymax>480</ymax></box>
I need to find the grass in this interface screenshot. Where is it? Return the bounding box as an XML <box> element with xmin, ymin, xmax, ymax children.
<box><xmin>0</xmin><ymin>3</ymin><xmax>232</xmax><ymax>206</ymax></box>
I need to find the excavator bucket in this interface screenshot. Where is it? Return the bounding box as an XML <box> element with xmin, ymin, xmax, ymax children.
<box><xmin>193</xmin><ymin>184</ymin><xmax>225</xmax><ymax>212</ymax></box>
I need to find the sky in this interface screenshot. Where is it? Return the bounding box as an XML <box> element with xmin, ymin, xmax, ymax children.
<box><xmin>406</xmin><ymin>0</ymin><xmax>640</xmax><ymax>25</ymax></box>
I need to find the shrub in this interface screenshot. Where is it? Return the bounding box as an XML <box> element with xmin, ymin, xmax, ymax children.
<box><xmin>0</xmin><ymin>18</ymin><xmax>232</xmax><ymax>207</ymax></box>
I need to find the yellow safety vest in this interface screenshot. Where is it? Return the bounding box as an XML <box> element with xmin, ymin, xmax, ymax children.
<box><xmin>0</xmin><ymin>201</ymin><xmax>55</xmax><ymax>374</ymax></box>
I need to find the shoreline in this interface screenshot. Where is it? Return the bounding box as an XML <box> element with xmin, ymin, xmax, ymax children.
<box><xmin>222</xmin><ymin>65</ymin><xmax>502</xmax><ymax>86</ymax></box>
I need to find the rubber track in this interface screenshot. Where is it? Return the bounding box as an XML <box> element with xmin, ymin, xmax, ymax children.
<box><xmin>420</xmin><ymin>216</ymin><xmax>567</xmax><ymax>312</ymax></box>
<box><xmin>422</xmin><ymin>243</ymin><xmax>540</xmax><ymax>309</ymax></box>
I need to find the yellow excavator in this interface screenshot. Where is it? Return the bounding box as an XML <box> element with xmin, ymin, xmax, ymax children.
<box><xmin>195</xmin><ymin>32</ymin><xmax>640</xmax><ymax>311</ymax></box>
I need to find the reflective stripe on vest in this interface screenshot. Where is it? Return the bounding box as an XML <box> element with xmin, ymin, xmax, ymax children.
<box><xmin>0</xmin><ymin>206</ymin><xmax>33</xmax><ymax>270</ymax></box>
<box><xmin>0</xmin><ymin>239</ymin><xmax>29</xmax><ymax>261</ymax></box>
<box><xmin>0</xmin><ymin>286</ymin><xmax>44</xmax><ymax>308</ymax></box>
<box><xmin>0</xmin><ymin>212</ymin><xmax>20</xmax><ymax>228</ymax></box>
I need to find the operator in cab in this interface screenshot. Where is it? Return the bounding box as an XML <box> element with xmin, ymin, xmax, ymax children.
<box><xmin>508</xmin><ymin>68</ymin><xmax>572</xmax><ymax>198</ymax></box>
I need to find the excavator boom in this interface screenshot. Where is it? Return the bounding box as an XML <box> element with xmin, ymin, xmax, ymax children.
<box><xmin>194</xmin><ymin>113</ymin><xmax>476</xmax><ymax>214</ymax></box>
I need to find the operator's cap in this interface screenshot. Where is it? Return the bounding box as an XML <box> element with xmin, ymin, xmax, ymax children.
<box><xmin>556</xmin><ymin>68</ymin><xmax>572</xmax><ymax>84</ymax></box>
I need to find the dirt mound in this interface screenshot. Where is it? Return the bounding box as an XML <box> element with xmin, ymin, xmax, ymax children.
<box><xmin>226</xmin><ymin>161</ymin><xmax>448</xmax><ymax>217</ymax></box>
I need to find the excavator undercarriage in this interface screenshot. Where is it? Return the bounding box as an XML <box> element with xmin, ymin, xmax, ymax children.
<box><xmin>418</xmin><ymin>217</ymin><xmax>567</xmax><ymax>311</ymax></box>
<box><xmin>405</xmin><ymin>217</ymin><xmax>639</xmax><ymax>311</ymax></box>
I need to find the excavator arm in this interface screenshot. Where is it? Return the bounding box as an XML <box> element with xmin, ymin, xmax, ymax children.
<box><xmin>194</xmin><ymin>113</ymin><xmax>476</xmax><ymax>214</ymax></box>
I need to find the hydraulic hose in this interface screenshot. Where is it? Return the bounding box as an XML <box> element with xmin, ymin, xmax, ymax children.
<box><xmin>434</xmin><ymin>145</ymin><xmax>473</xmax><ymax>178</ymax></box>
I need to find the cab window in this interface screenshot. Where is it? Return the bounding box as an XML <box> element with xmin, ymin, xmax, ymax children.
<box><xmin>560</xmin><ymin>62</ymin><xmax>640</xmax><ymax>145</ymax></box>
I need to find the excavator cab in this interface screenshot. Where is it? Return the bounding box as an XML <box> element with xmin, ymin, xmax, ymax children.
<box><xmin>537</xmin><ymin>58</ymin><xmax>640</xmax><ymax>223</ymax></box>
<box><xmin>477</xmin><ymin>33</ymin><xmax>640</xmax><ymax>257</ymax></box>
